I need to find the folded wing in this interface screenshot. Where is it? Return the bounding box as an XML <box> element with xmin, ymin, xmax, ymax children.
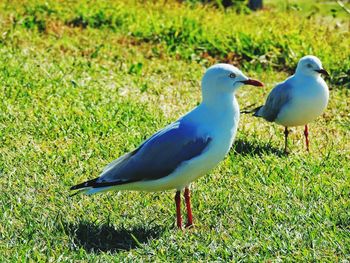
<box><xmin>71</xmin><ymin>120</ymin><xmax>211</xmax><ymax>190</ymax></box>
<box><xmin>254</xmin><ymin>80</ymin><xmax>293</xmax><ymax>122</ymax></box>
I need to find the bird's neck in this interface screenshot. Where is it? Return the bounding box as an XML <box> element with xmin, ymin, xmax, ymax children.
<box><xmin>295</xmin><ymin>71</ymin><xmax>320</xmax><ymax>80</ymax></box>
<box><xmin>197</xmin><ymin>92</ymin><xmax>239</xmax><ymax>141</ymax></box>
<box><xmin>201</xmin><ymin>91</ymin><xmax>238</xmax><ymax>116</ymax></box>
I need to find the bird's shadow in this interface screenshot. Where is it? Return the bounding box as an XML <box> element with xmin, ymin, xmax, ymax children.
<box><xmin>232</xmin><ymin>139</ymin><xmax>284</xmax><ymax>157</ymax></box>
<box><xmin>67</xmin><ymin>220</ymin><xmax>163</xmax><ymax>253</ymax></box>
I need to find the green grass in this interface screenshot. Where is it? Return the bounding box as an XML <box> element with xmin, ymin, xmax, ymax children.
<box><xmin>0</xmin><ymin>0</ymin><xmax>349</xmax><ymax>261</ymax></box>
<box><xmin>266</xmin><ymin>0</ymin><xmax>350</xmax><ymax>19</ymax></box>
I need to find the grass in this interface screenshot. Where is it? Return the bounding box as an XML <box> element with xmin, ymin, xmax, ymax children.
<box><xmin>0</xmin><ymin>0</ymin><xmax>349</xmax><ymax>261</ymax></box>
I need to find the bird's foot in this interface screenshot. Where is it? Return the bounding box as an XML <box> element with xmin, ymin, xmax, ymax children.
<box><xmin>185</xmin><ymin>223</ymin><xmax>194</xmax><ymax>229</ymax></box>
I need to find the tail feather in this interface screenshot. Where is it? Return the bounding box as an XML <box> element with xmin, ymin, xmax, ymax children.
<box><xmin>69</xmin><ymin>185</ymin><xmax>113</xmax><ymax>197</ymax></box>
<box><xmin>85</xmin><ymin>186</ymin><xmax>113</xmax><ymax>195</ymax></box>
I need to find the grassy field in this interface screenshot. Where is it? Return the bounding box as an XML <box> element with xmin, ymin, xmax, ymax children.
<box><xmin>0</xmin><ymin>0</ymin><xmax>349</xmax><ymax>261</ymax></box>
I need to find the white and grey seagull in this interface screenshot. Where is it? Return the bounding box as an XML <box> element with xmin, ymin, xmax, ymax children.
<box><xmin>253</xmin><ymin>55</ymin><xmax>329</xmax><ymax>153</ymax></box>
<box><xmin>70</xmin><ymin>64</ymin><xmax>263</xmax><ymax>229</ymax></box>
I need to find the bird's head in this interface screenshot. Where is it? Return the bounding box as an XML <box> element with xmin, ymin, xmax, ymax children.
<box><xmin>295</xmin><ymin>55</ymin><xmax>329</xmax><ymax>77</ymax></box>
<box><xmin>201</xmin><ymin>64</ymin><xmax>263</xmax><ymax>97</ymax></box>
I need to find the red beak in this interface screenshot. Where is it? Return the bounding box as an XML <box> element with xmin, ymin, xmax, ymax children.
<box><xmin>240</xmin><ymin>79</ymin><xmax>264</xmax><ymax>87</ymax></box>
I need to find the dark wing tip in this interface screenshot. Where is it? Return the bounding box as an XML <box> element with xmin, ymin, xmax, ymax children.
<box><xmin>240</xmin><ymin>104</ymin><xmax>263</xmax><ymax>116</ymax></box>
<box><xmin>70</xmin><ymin>178</ymin><xmax>139</xmax><ymax>190</ymax></box>
<box><xmin>252</xmin><ymin>106</ymin><xmax>263</xmax><ymax>117</ymax></box>
<box><xmin>70</xmin><ymin>178</ymin><xmax>98</xmax><ymax>190</ymax></box>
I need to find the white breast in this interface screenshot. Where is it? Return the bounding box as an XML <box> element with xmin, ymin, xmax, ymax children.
<box><xmin>276</xmin><ymin>77</ymin><xmax>329</xmax><ymax>127</ymax></box>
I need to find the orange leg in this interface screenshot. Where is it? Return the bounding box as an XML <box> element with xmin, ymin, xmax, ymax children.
<box><xmin>175</xmin><ymin>191</ymin><xmax>182</xmax><ymax>229</ymax></box>
<box><xmin>304</xmin><ymin>125</ymin><xmax>310</xmax><ymax>152</ymax></box>
<box><xmin>184</xmin><ymin>187</ymin><xmax>193</xmax><ymax>228</ymax></box>
<box><xmin>284</xmin><ymin>127</ymin><xmax>289</xmax><ymax>154</ymax></box>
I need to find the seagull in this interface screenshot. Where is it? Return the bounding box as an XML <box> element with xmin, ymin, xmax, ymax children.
<box><xmin>253</xmin><ymin>55</ymin><xmax>329</xmax><ymax>153</ymax></box>
<box><xmin>70</xmin><ymin>64</ymin><xmax>263</xmax><ymax>229</ymax></box>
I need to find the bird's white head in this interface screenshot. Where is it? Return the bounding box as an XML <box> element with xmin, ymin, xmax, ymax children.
<box><xmin>295</xmin><ymin>55</ymin><xmax>329</xmax><ymax>77</ymax></box>
<box><xmin>201</xmin><ymin>63</ymin><xmax>263</xmax><ymax>102</ymax></box>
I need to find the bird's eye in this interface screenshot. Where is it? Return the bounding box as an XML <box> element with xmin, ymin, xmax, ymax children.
<box><xmin>307</xmin><ymin>63</ymin><xmax>313</xmax><ymax>68</ymax></box>
<box><xmin>229</xmin><ymin>73</ymin><xmax>236</xmax><ymax>78</ymax></box>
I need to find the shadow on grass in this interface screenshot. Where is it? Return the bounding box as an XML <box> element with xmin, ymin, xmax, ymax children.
<box><xmin>68</xmin><ymin>221</ymin><xmax>163</xmax><ymax>253</ymax></box>
<box><xmin>232</xmin><ymin>139</ymin><xmax>284</xmax><ymax>157</ymax></box>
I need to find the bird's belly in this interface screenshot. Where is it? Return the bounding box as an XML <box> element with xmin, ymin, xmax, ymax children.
<box><xmin>275</xmin><ymin>95</ymin><xmax>328</xmax><ymax>127</ymax></box>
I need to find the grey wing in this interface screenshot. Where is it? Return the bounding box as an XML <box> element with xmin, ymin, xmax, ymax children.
<box><xmin>255</xmin><ymin>81</ymin><xmax>293</xmax><ymax>122</ymax></box>
<box><xmin>71</xmin><ymin>120</ymin><xmax>211</xmax><ymax>190</ymax></box>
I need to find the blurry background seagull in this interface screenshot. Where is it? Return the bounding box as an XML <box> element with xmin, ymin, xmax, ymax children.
<box><xmin>253</xmin><ymin>55</ymin><xmax>329</xmax><ymax>153</ymax></box>
<box><xmin>70</xmin><ymin>63</ymin><xmax>263</xmax><ymax>229</ymax></box>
